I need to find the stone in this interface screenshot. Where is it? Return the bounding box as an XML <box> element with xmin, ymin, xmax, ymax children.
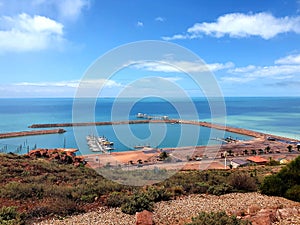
<box><xmin>276</xmin><ymin>207</ymin><xmax>300</xmax><ymax>220</ymax></box>
<box><xmin>136</xmin><ymin>210</ymin><xmax>154</xmax><ymax>225</ymax></box>
<box><xmin>250</xmin><ymin>209</ymin><xmax>278</xmax><ymax>225</ymax></box>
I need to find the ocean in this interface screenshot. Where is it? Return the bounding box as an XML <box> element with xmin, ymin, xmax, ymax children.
<box><xmin>0</xmin><ymin>97</ymin><xmax>299</xmax><ymax>155</ymax></box>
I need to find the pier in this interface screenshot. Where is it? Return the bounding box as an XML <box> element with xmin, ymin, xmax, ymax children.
<box><xmin>0</xmin><ymin>129</ymin><xmax>66</xmax><ymax>139</ymax></box>
<box><xmin>28</xmin><ymin>119</ymin><xmax>300</xmax><ymax>143</ymax></box>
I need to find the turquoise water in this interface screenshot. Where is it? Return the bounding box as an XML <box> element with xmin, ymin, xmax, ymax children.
<box><xmin>0</xmin><ymin>97</ymin><xmax>299</xmax><ymax>154</ymax></box>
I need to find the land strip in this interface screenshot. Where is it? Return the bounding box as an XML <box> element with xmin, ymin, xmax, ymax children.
<box><xmin>29</xmin><ymin>119</ymin><xmax>299</xmax><ymax>142</ymax></box>
<box><xmin>0</xmin><ymin>129</ymin><xmax>66</xmax><ymax>139</ymax></box>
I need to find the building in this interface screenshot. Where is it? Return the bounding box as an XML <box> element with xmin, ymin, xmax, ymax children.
<box><xmin>246</xmin><ymin>156</ymin><xmax>268</xmax><ymax>165</ymax></box>
<box><xmin>230</xmin><ymin>159</ymin><xmax>249</xmax><ymax>168</ymax></box>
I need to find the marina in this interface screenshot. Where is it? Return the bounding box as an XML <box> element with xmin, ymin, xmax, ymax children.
<box><xmin>86</xmin><ymin>135</ymin><xmax>114</xmax><ymax>153</ymax></box>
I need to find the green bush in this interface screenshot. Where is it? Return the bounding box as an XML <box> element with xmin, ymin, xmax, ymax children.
<box><xmin>185</xmin><ymin>211</ymin><xmax>252</xmax><ymax>225</ymax></box>
<box><xmin>207</xmin><ymin>183</ymin><xmax>233</xmax><ymax>196</ymax></box>
<box><xmin>105</xmin><ymin>191</ymin><xmax>129</xmax><ymax>207</ymax></box>
<box><xmin>260</xmin><ymin>175</ymin><xmax>285</xmax><ymax>196</ymax></box>
<box><xmin>260</xmin><ymin>156</ymin><xmax>300</xmax><ymax>202</ymax></box>
<box><xmin>0</xmin><ymin>206</ymin><xmax>24</xmax><ymax>225</ymax></box>
<box><xmin>191</xmin><ymin>182</ymin><xmax>210</xmax><ymax>194</ymax></box>
<box><xmin>229</xmin><ymin>172</ymin><xmax>257</xmax><ymax>192</ymax></box>
<box><xmin>121</xmin><ymin>192</ymin><xmax>154</xmax><ymax>215</ymax></box>
<box><xmin>0</xmin><ymin>182</ymin><xmax>44</xmax><ymax>199</ymax></box>
<box><xmin>285</xmin><ymin>185</ymin><xmax>300</xmax><ymax>202</ymax></box>
<box><xmin>146</xmin><ymin>186</ymin><xmax>172</xmax><ymax>202</ymax></box>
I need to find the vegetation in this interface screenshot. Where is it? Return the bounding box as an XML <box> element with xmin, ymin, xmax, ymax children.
<box><xmin>185</xmin><ymin>211</ymin><xmax>252</xmax><ymax>225</ymax></box>
<box><xmin>260</xmin><ymin>155</ymin><xmax>300</xmax><ymax>202</ymax></box>
<box><xmin>121</xmin><ymin>192</ymin><xmax>154</xmax><ymax>214</ymax></box>
<box><xmin>0</xmin><ymin>206</ymin><xmax>24</xmax><ymax>225</ymax></box>
<box><xmin>0</xmin><ymin>153</ymin><xmax>281</xmax><ymax>223</ymax></box>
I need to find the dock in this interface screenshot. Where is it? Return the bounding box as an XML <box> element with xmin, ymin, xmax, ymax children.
<box><xmin>0</xmin><ymin>129</ymin><xmax>66</xmax><ymax>139</ymax></box>
<box><xmin>28</xmin><ymin>119</ymin><xmax>300</xmax><ymax>143</ymax></box>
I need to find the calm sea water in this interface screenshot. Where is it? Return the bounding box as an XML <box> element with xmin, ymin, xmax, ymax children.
<box><xmin>0</xmin><ymin>97</ymin><xmax>299</xmax><ymax>154</ymax></box>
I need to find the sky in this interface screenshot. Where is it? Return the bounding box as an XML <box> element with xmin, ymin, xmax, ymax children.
<box><xmin>1</xmin><ymin>0</ymin><xmax>300</xmax><ymax>97</ymax></box>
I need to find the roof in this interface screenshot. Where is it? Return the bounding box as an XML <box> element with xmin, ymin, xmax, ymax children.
<box><xmin>247</xmin><ymin>156</ymin><xmax>268</xmax><ymax>163</ymax></box>
<box><xmin>231</xmin><ymin>159</ymin><xmax>249</xmax><ymax>165</ymax></box>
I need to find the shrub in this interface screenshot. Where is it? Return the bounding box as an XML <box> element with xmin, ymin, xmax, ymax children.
<box><xmin>260</xmin><ymin>175</ymin><xmax>285</xmax><ymax>196</ymax></box>
<box><xmin>260</xmin><ymin>156</ymin><xmax>300</xmax><ymax>201</ymax></box>
<box><xmin>185</xmin><ymin>211</ymin><xmax>252</xmax><ymax>225</ymax></box>
<box><xmin>121</xmin><ymin>192</ymin><xmax>154</xmax><ymax>215</ymax></box>
<box><xmin>207</xmin><ymin>183</ymin><xmax>233</xmax><ymax>196</ymax></box>
<box><xmin>266</xmin><ymin>159</ymin><xmax>280</xmax><ymax>166</ymax></box>
<box><xmin>191</xmin><ymin>182</ymin><xmax>210</xmax><ymax>194</ymax></box>
<box><xmin>0</xmin><ymin>206</ymin><xmax>24</xmax><ymax>225</ymax></box>
<box><xmin>285</xmin><ymin>185</ymin><xmax>300</xmax><ymax>202</ymax></box>
<box><xmin>0</xmin><ymin>182</ymin><xmax>44</xmax><ymax>199</ymax></box>
<box><xmin>169</xmin><ymin>185</ymin><xmax>185</xmax><ymax>197</ymax></box>
<box><xmin>105</xmin><ymin>191</ymin><xmax>129</xmax><ymax>207</ymax></box>
<box><xmin>27</xmin><ymin>198</ymin><xmax>82</xmax><ymax>218</ymax></box>
<box><xmin>229</xmin><ymin>172</ymin><xmax>257</xmax><ymax>192</ymax></box>
<box><xmin>146</xmin><ymin>186</ymin><xmax>172</xmax><ymax>202</ymax></box>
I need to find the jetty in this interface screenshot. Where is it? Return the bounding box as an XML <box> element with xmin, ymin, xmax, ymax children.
<box><xmin>28</xmin><ymin>119</ymin><xmax>300</xmax><ymax>143</ymax></box>
<box><xmin>29</xmin><ymin>120</ymin><xmax>150</xmax><ymax>128</ymax></box>
<box><xmin>0</xmin><ymin>129</ymin><xmax>66</xmax><ymax>139</ymax></box>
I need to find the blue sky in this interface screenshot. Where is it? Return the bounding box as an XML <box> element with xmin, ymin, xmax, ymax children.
<box><xmin>1</xmin><ymin>0</ymin><xmax>300</xmax><ymax>97</ymax></box>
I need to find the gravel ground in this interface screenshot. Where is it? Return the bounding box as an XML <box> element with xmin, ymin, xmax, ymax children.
<box><xmin>36</xmin><ymin>193</ymin><xmax>300</xmax><ymax>225</ymax></box>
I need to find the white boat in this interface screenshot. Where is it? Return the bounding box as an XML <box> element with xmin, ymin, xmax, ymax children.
<box><xmin>86</xmin><ymin>135</ymin><xmax>114</xmax><ymax>153</ymax></box>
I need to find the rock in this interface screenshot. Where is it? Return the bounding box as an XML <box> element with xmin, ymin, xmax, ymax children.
<box><xmin>250</xmin><ymin>209</ymin><xmax>278</xmax><ymax>225</ymax></box>
<box><xmin>276</xmin><ymin>207</ymin><xmax>300</xmax><ymax>220</ymax></box>
<box><xmin>136</xmin><ymin>210</ymin><xmax>154</xmax><ymax>225</ymax></box>
<box><xmin>247</xmin><ymin>204</ymin><xmax>260</xmax><ymax>215</ymax></box>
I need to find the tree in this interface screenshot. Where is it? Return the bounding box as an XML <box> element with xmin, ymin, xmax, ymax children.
<box><xmin>297</xmin><ymin>145</ymin><xmax>300</xmax><ymax>151</ymax></box>
<box><xmin>159</xmin><ymin>151</ymin><xmax>169</xmax><ymax>161</ymax></box>
<box><xmin>243</xmin><ymin>150</ymin><xmax>248</xmax><ymax>155</ymax></box>
<box><xmin>265</xmin><ymin>146</ymin><xmax>271</xmax><ymax>153</ymax></box>
<box><xmin>287</xmin><ymin>145</ymin><xmax>293</xmax><ymax>152</ymax></box>
<box><xmin>251</xmin><ymin>149</ymin><xmax>257</xmax><ymax>155</ymax></box>
<box><xmin>228</xmin><ymin>149</ymin><xmax>233</xmax><ymax>156</ymax></box>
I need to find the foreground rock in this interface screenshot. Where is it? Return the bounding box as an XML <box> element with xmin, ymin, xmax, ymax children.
<box><xmin>36</xmin><ymin>193</ymin><xmax>300</xmax><ymax>225</ymax></box>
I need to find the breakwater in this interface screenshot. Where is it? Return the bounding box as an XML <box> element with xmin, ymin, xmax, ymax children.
<box><xmin>0</xmin><ymin>129</ymin><xmax>66</xmax><ymax>139</ymax></box>
<box><xmin>28</xmin><ymin>119</ymin><xmax>300</xmax><ymax>142</ymax></box>
<box><xmin>29</xmin><ymin>120</ymin><xmax>151</xmax><ymax>128</ymax></box>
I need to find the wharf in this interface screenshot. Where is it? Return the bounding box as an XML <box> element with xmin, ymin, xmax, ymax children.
<box><xmin>28</xmin><ymin>119</ymin><xmax>299</xmax><ymax>143</ymax></box>
<box><xmin>0</xmin><ymin>129</ymin><xmax>66</xmax><ymax>139</ymax></box>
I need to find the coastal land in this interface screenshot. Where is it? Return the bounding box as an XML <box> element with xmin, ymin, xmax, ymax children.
<box><xmin>25</xmin><ymin>119</ymin><xmax>300</xmax><ymax>170</ymax></box>
<box><xmin>1</xmin><ymin>119</ymin><xmax>300</xmax><ymax>225</ymax></box>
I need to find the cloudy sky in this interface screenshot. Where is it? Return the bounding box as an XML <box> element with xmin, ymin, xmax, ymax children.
<box><xmin>1</xmin><ymin>0</ymin><xmax>300</xmax><ymax>97</ymax></box>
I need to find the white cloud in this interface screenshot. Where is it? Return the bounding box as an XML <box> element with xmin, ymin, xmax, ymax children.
<box><xmin>0</xmin><ymin>13</ymin><xmax>65</xmax><ymax>52</ymax></box>
<box><xmin>275</xmin><ymin>54</ymin><xmax>300</xmax><ymax>64</ymax></box>
<box><xmin>15</xmin><ymin>80</ymin><xmax>79</xmax><ymax>88</ymax></box>
<box><xmin>129</xmin><ymin>60</ymin><xmax>234</xmax><ymax>73</ymax></box>
<box><xmin>155</xmin><ymin>17</ymin><xmax>165</xmax><ymax>22</ymax></box>
<box><xmin>15</xmin><ymin>79</ymin><xmax>122</xmax><ymax>89</ymax></box>
<box><xmin>55</xmin><ymin>0</ymin><xmax>90</xmax><ymax>21</ymax></box>
<box><xmin>137</xmin><ymin>21</ymin><xmax>143</xmax><ymax>27</ymax></box>
<box><xmin>32</xmin><ymin>0</ymin><xmax>90</xmax><ymax>21</ymax></box>
<box><xmin>4</xmin><ymin>79</ymin><xmax>123</xmax><ymax>97</ymax></box>
<box><xmin>163</xmin><ymin>12</ymin><xmax>300</xmax><ymax>40</ymax></box>
<box><xmin>162</xmin><ymin>34</ymin><xmax>191</xmax><ymax>41</ymax></box>
<box><xmin>224</xmin><ymin>63</ymin><xmax>300</xmax><ymax>83</ymax></box>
